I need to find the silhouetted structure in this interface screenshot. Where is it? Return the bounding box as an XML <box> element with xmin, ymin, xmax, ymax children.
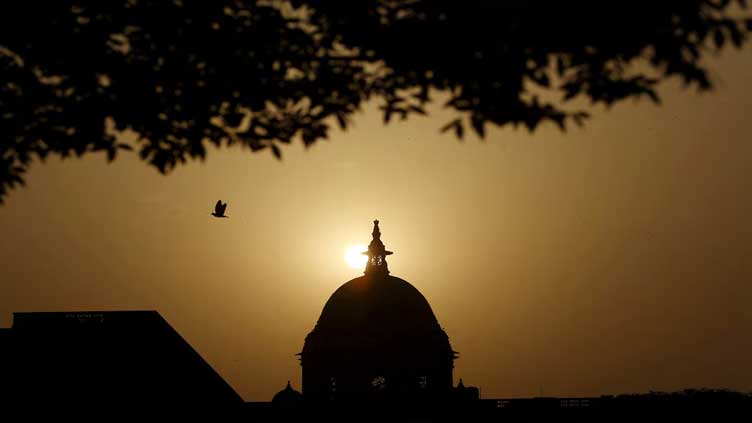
<box><xmin>300</xmin><ymin>220</ymin><xmax>458</xmax><ymax>404</ymax></box>
<box><xmin>2</xmin><ymin>309</ymin><xmax>750</xmax><ymax>421</ymax></box>
<box><xmin>2</xmin><ymin>228</ymin><xmax>751</xmax><ymax>421</ymax></box>
<box><xmin>0</xmin><ymin>311</ymin><xmax>242</xmax><ymax>420</ymax></box>
<box><xmin>273</xmin><ymin>381</ymin><xmax>304</xmax><ymax>408</ymax></box>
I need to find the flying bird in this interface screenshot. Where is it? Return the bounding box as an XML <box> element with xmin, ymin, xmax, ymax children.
<box><xmin>211</xmin><ymin>200</ymin><xmax>229</xmax><ymax>218</ymax></box>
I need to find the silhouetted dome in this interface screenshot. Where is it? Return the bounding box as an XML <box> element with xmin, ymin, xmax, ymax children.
<box><xmin>303</xmin><ymin>273</ymin><xmax>453</xmax><ymax>359</ymax></box>
<box><xmin>272</xmin><ymin>381</ymin><xmax>303</xmax><ymax>408</ymax></box>
<box><xmin>314</xmin><ymin>273</ymin><xmax>442</xmax><ymax>339</ymax></box>
<box><xmin>300</xmin><ymin>220</ymin><xmax>456</xmax><ymax>399</ymax></box>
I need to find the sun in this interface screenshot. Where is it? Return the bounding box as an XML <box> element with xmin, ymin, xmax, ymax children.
<box><xmin>344</xmin><ymin>244</ymin><xmax>368</xmax><ymax>270</ymax></box>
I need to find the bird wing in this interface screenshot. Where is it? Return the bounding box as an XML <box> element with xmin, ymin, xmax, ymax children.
<box><xmin>220</xmin><ymin>202</ymin><xmax>228</xmax><ymax>214</ymax></box>
<box><xmin>214</xmin><ymin>200</ymin><xmax>222</xmax><ymax>213</ymax></box>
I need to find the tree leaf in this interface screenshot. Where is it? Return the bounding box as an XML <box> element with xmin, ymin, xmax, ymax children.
<box><xmin>336</xmin><ymin>112</ymin><xmax>347</xmax><ymax>129</ymax></box>
<box><xmin>471</xmin><ymin>115</ymin><xmax>485</xmax><ymax>138</ymax></box>
<box><xmin>713</xmin><ymin>28</ymin><xmax>726</xmax><ymax>48</ymax></box>
<box><xmin>271</xmin><ymin>143</ymin><xmax>282</xmax><ymax>160</ymax></box>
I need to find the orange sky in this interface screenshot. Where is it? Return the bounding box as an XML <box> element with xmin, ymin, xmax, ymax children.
<box><xmin>1</xmin><ymin>47</ymin><xmax>751</xmax><ymax>401</ymax></box>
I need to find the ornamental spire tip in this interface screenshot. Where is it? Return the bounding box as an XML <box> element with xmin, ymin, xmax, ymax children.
<box><xmin>363</xmin><ymin>219</ymin><xmax>392</xmax><ymax>274</ymax></box>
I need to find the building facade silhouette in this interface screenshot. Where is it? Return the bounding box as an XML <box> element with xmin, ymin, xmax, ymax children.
<box><xmin>0</xmin><ymin>311</ymin><xmax>242</xmax><ymax>420</ymax></box>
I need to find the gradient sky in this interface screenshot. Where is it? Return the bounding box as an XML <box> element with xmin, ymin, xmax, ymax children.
<box><xmin>1</xmin><ymin>47</ymin><xmax>751</xmax><ymax>401</ymax></box>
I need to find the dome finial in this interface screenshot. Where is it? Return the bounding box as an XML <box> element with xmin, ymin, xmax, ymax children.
<box><xmin>363</xmin><ymin>219</ymin><xmax>393</xmax><ymax>275</ymax></box>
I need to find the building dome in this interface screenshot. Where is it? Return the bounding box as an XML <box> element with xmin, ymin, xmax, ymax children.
<box><xmin>272</xmin><ymin>381</ymin><xmax>303</xmax><ymax>409</ymax></box>
<box><xmin>300</xmin><ymin>220</ymin><xmax>456</xmax><ymax>401</ymax></box>
<box><xmin>305</xmin><ymin>274</ymin><xmax>448</xmax><ymax>353</ymax></box>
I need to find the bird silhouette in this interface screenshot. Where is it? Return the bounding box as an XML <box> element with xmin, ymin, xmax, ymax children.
<box><xmin>211</xmin><ymin>200</ymin><xmax>229</xmax><ymax>218</ymax></box>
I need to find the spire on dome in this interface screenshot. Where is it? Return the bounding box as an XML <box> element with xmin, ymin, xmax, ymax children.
<box><xmin>362</xmin><ymin>219</ymin><xmax>393</xmax><ymax>275</ymax></box>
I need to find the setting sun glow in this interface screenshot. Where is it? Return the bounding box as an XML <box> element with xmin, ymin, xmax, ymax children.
<box><xmin>344</xmin><ymin>244</ymin><xmax>368</xmax><ymax>270</ymax></box>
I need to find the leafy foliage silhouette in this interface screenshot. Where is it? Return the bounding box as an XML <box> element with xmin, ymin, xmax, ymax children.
<box><xmin>1</xmin><ymin>0</ymin><xmax>751</xmax><ymax>202</ymax></box>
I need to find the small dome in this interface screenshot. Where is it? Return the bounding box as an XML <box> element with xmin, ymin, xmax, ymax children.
<box><xmin>272</xmin><ymin>381</ymin><xmax>303</xmax><ymax>408</ymax></box>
